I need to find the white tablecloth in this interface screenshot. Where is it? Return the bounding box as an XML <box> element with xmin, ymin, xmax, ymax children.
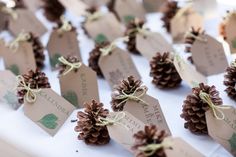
<box><xmin>0</xmin><ymin>0</ymin><xmax>236</xmax><ymax>157</ymax></box>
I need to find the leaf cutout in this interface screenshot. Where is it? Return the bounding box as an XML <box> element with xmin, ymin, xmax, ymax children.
<box><xmin>124</xmin><ymin>15</ymin><xmax>135</xmax><ymax>24</ymax></box>
<box><xmin>3</xmin><ymin>91</ymin><xmax>19</xmax><ymax>109</ymax></box>
<box><xmin>50</xmin><ymin>53</ymin><xmax>61</xmax><ymax>68</ymax></box>
<box><xmin>63</xmin><ymin>91</ymin><xmax>78</xmax><ymax>107</ymax></box>
<box><xmin>95</xmin><ymin>34</ymin><xmax>108</xmax><ymax>44</ymax></box>
<box><xmin>38</xmin><ymin>114</ymin><xmax>58</xmax><ymax>129</ymax></box>
<box><xmin>8</xmin><ymin>64</ymin><xmax>19</xmax><ymax>75</ymax></box>
<box><xmin>228</xmin><ymin>133</ymin><xmax>236</xmax><ymax>151</ymax></box>
<box><xmin>231</xmin><ymin>38</ymin><xmax>236</xmax><ymax>49</ymax></box>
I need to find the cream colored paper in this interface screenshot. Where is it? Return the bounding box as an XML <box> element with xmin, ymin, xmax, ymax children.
<box><xmin>59</xmin><ymin>64</ymin><xmax>99</xmax><ymax>108</ymax></box>
<box><xmin>24</xmin><ymin>89</ymin><xmax>75</xmax><ymax>136</ymax></box>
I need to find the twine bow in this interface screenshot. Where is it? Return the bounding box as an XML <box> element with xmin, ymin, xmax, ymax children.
<box><xmin>96</xmin><ymin>112</ymin><xmax>126</xmax><ymax>126</ymax></box>
<box><xmin>8</xmin><ymin>31</ymin><xmax>30</xmax><ymax>51</ymax></box>
<box><xmin>99</xmin><ymin>36</ymin><xmax>129</xmax><ymax>56</ymax></box>
<box><xmin>16</xmin><ymin>75</ymin><xmax>41</xmax><ymax>103</ymax></box>
<box><xmin>86</xmin><ymin>11</ymin><xmax>103</xmax><ymax>22</ymax></box>
<box><xmin>138</xmin><ymin>140</ymin><xmax>172</xmax><ymax>157</ymax></box>
<box><xmin>185</xmin><ymin>31</ymin><xmax>207</xmax><ymax>42</ymax></box>
<box><xmin>114</xmin><ymin>86</ymin><xmax>148</xmax><ymax>108</ymax></box>
<box><xmin>57</xmin><ymin>16</ymin><xmax>72</xmax><ymax>34</ymax></box>
<box><xmin>199</xmin><ymin>91</ymin><xmax>231</xmax><ymax>120</ymax></box>
<box><xmin>58</xmin><ymin>56</ymin><xmax>82</xmax><ymax>76</ymax></box>
<box><xmin>1</xmin><ymin>6</ymin><xmax>17</xmax><ymax>19</ymax></box>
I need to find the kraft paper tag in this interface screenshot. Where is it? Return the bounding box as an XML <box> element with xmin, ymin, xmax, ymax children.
<box><xmin>206</xmin><ymin>107</ymin><xmax>236</xmax><ymax>156</ymax></box>
<box><xmin>98</xmin><ymin>47</ymin><xmax>141</xmax><ymax>88</ymax></box>
<box><xmin>9</xmin><ymin>9</ymin><xmax>47</xmax><ymax>37</ymax></box>
<box><xmin>0</xmin><ymin>40</ymin><xmax>36</xmax><ymax>75</ymax></box>
<box><xmin>173</xmin><ymin>54</ymin><xmax>207</xmax><ymax>88</ymax></box>
<box><xmin>23</xmin><ymin>89</ymin><xmax>75</xmax><ymax>136</ymax></box>
<box><xmin>107</xmin><ymin>111</ymin><xmax>145</xmax><ymax>151</ymax></box>
<box><xmin>191</xmin><ymin>34</ymin><xmax>228</xmax><ymax>76</ymax></box>
<box><xmin>84</xmin><ymin>13</ymin><xmax>123</xmax><ymax>43</ymax></box>
<box><xmin>81</xmin><ymin>0</ymin><xmax>109</xmax><ymax>7</ymax></box>
<box><xmin>23</xmin><ymin>0</ymin><xmax>43</xmax><ymax>12</ymax></box>
<box><xmin>136</xmin><ymin>32</ymin><xmax>174</xmax><ymax>61</ymax></box>
<box><xmin>47</xmin><ymin>30</ymin><xmax>82</xmax><ymax>69</ymax></box>
<box><xmin>0</xmin><ymin>70</ymin><xmax>20</xmax><ymax>110</ymax></box>
<box><xmin>0</xmin><ymin>11</ymin><xmax>8</xmax><ymax>32</ymax></box>
<box><xmin>164</xmin><ymin>137</ymin><xmax>204</xmax><ymax>157</ymax></box>
<box><xmin>59</xmin><ymin>64</ymin><xmax>99</xmax><ymax>108</ymax></box>
<box><xmin>0</xmin><ymin>138</ymin><xmax>35</xmax><ymax>157</ymax></box>
<box><xmin>225</xmin><ymin>14</ymin><xmax>236</xmax><ymax>54</ymax></box>
<box><xmin>123</xmin><ymin>94</ymin><xmax>171</xmax><ymax>135</ymax></box>
<box><xmin>59</xmin><ymin>0</ymin><xmax>87</xmax><ymax>17</ymax></box>
<box><xmin>143</xmin><ymin>0</ymin><xmax>167</xmax><ymax>12</ymax></box>
<box><xmin>113</xmin><ymin>0</ymin><xmax>146</xmax><ymax>24</ymax></box>
<box><xmin>171</xmin><ymin>6</ymin><xmax>203</xmax><ymax>43</ymax></box>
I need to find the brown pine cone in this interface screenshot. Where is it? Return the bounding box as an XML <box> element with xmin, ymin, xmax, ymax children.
<box><xmin>185</xmin><ymin>27</ymin><xmax>205</xmax><ymax>53</ymax></box>
<box><xmin>111</xmin><ymin>76</ymin><xmax>143</xmax><ymax>111</ymax></box>
<box><xmin>161</xmin><ymin>1</ymin><xmax>179</xmax><ymax>33</ymax></box>
<box><xmin>27</xmin><ymin>32</ymin><xmax>45</xmax><ymax>69</ymax></box>
<box><xmin>41</xmin><ymin>0</ymin><xmax>65</xmax><ymax>22</ymax></box>
<box><xmin>17</xmin><ymin>69</ymin><xmax>51</xmax><ymax>104</ymax></box>
<box><xmin>74</xmin><ymin>100</ymin><xmax>110</xmax><ymax>145</ymax></box>
<box><xmin>88</xmin><ymin>42</ymin><xmax>110</xmax><ymax>77</ymax></box>
<box><xmin>124</xmin><ymin>19</ymin><xmax>145</xmax><ymax>54</ymax></box>
<box><xmin>150</xmin><ymin>52</ymin><xmax>182</xmax><ymax>88</ymax></box>
<box><xmin>57</xmin><ymin>55</ymin><xmax>80</xmax><ymax>75</ymax></box>
<box><xmin>180</xmin><ymin>83</ymin><xmax>223</xmax><ymax>135</ymax></box>
<box><xmin>224</xmin><ymin>61</ymin><xmax>236</xmax><ymax>101</ymax></box>
<box><xmin>132</xmin><ymin>125</ymin><xmax>169</xmax><ymax>157</ymax></box>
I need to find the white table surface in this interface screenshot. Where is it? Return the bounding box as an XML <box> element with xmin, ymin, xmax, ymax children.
<box><xmin>0</xmin><ymin>0</ymin><xmax>236</xmax><ymax>157</ymax></box>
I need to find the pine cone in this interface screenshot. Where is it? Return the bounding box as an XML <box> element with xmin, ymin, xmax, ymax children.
<box><xmin>150</xmin><ymin>52</ymin><xmax>182</xmax><ymax>88</ymax></box>
<box><xmin>124</xmin><ymin>19</ymin><xmax>145</xmax><ymax>54</ymax></box>
<box><xmin>180</xmin><ymin>83</ymin><xmax>223</xmax><ymax>135</ymax></box>
<box><xmin>132</xmin><ymin>125</ymin><xmax>169</xmax><ymax>157</ymax></box>
<box><xmin>57</xmin><ymin>55</ymin><xmax>80</xmax><ymax>75</ymax></box>
<box><xmin>74</xmin><ymin>100</ymin><xmax>110</xmax><ymax>145</ymax></box>
<box><xmin>41</xmin><ymin>0</ymin><xmax>65</xmax><ymax>22</ymax></box>
<box><xmin>88</xmin><ymin>42</ymin><xmax>110</xmax><ymax>77</ymax></box>
<box><xmin>161</xmin><ymin>1</ymin><xmax>179</xmax><ymax>33</ymax></box>
<box><xmin>17</xmin><ymin>69</ymin><xmax>51</xmax><ymax>104</ymax></box>
<box><xmin>27</xmin><ymin>32</ymin><xmax>45</xmax><ymax>69</ymax></box>
<box><xmin>111</xmin><ymin>76</ymin><xmax>143</xmax><ymax>111</ymax></box>
<box><xmin>224</xmin><ymin>61</ymin><xmax>236</xmax><ymax>101</ymax></box>
<box><xmin>184</xmin><ymin>27</ymin><xmax>204</xmax><ymax>53</ymax></box>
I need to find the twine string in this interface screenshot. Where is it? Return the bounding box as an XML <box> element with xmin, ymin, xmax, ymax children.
<box><xmin>114</xmin><ymin>86</ymin><xmax>148</xmax><ymax>107</ymax></box>
<box><xmin>185</xmin><ymin>31</ymin><xmax>207</xmax><ymax>42</ymax></box>
<box><xmin>1</xmin><ymin>6</ymin><xmax>17</xmax><ymax>19</ymax></box>
<box><xmin>138</xmin><ymin>140</ymin><xmax>172</xmax><ymax>157</ymax></box>
<box><xmin>58</xmin><ymin>56</ymin><xmax>82</xmax><ymax>76</ymax></box>
<box><xmin>86</xmin><ymin>11</ymin><xmax>103</xmax><ymax>22</ymax></box>
<box><xmin>199</xmin><ymin>91</ymin><xmax>231</xmax><ymax>120</ymax></box>
<box><xmin>16</xmin><ymin>75</ymin><xmax>41</xmax><ymax>103</ymax></box>
<box><xmin>99</xmin><ymin>36</ymin><xmax>129</xmax><ymax>56</ymax></box>
<box><xmin>8</xmin><ymin>31</ymin><xmax>30</xmax><ymax>51</ymax></box>
<box><xmin>96</xmin><ymin>112</ymin><xmax>126</xmax><ymax>126</ymax></box>
<box><xmin>57</xmin><ymin>16</ymin><xmax>72</xmax><ymax>34</ymax></box>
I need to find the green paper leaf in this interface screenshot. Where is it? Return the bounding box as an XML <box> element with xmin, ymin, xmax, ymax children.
<box><xmin>38</xmin><ymin>114</ymin><xmax>58</xmax><ymax>129</ymax></box>
<box><xmin>63</xmin><ymin>91</ymin><xmax>78</xmax><ymax>107</ymax></box>
<box><xmin>50</xmin><ymin>53</ymin><xmax>61</xmax><ymax>68</ymax></box>
<box><xmin>231</xmin><ymin>38</ymin><xmax>236</xmax><ymax>49</ymax></box>
<box><xmin>123</xmin><ymin>15</ymin><xmax>135</xmax><ymax>24</ymax></box>
<box><xmin>8</xmin><ymin>64</ymin><xmax>19</xmax><ymax>75</ymax></box>
<box><xmin>228</xmin><ymin>133</ymin><xmax>236</xmax><ymax>151</ymax></box>
<box><xmin>3</xmin><ymin>91</ymin><xmax>18</xmax><ymax>105</ymax></box>
<box><xmin>95</xmin><ymin>34</ymin><xmax>108</xmax><ymax>44</ymax></box>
